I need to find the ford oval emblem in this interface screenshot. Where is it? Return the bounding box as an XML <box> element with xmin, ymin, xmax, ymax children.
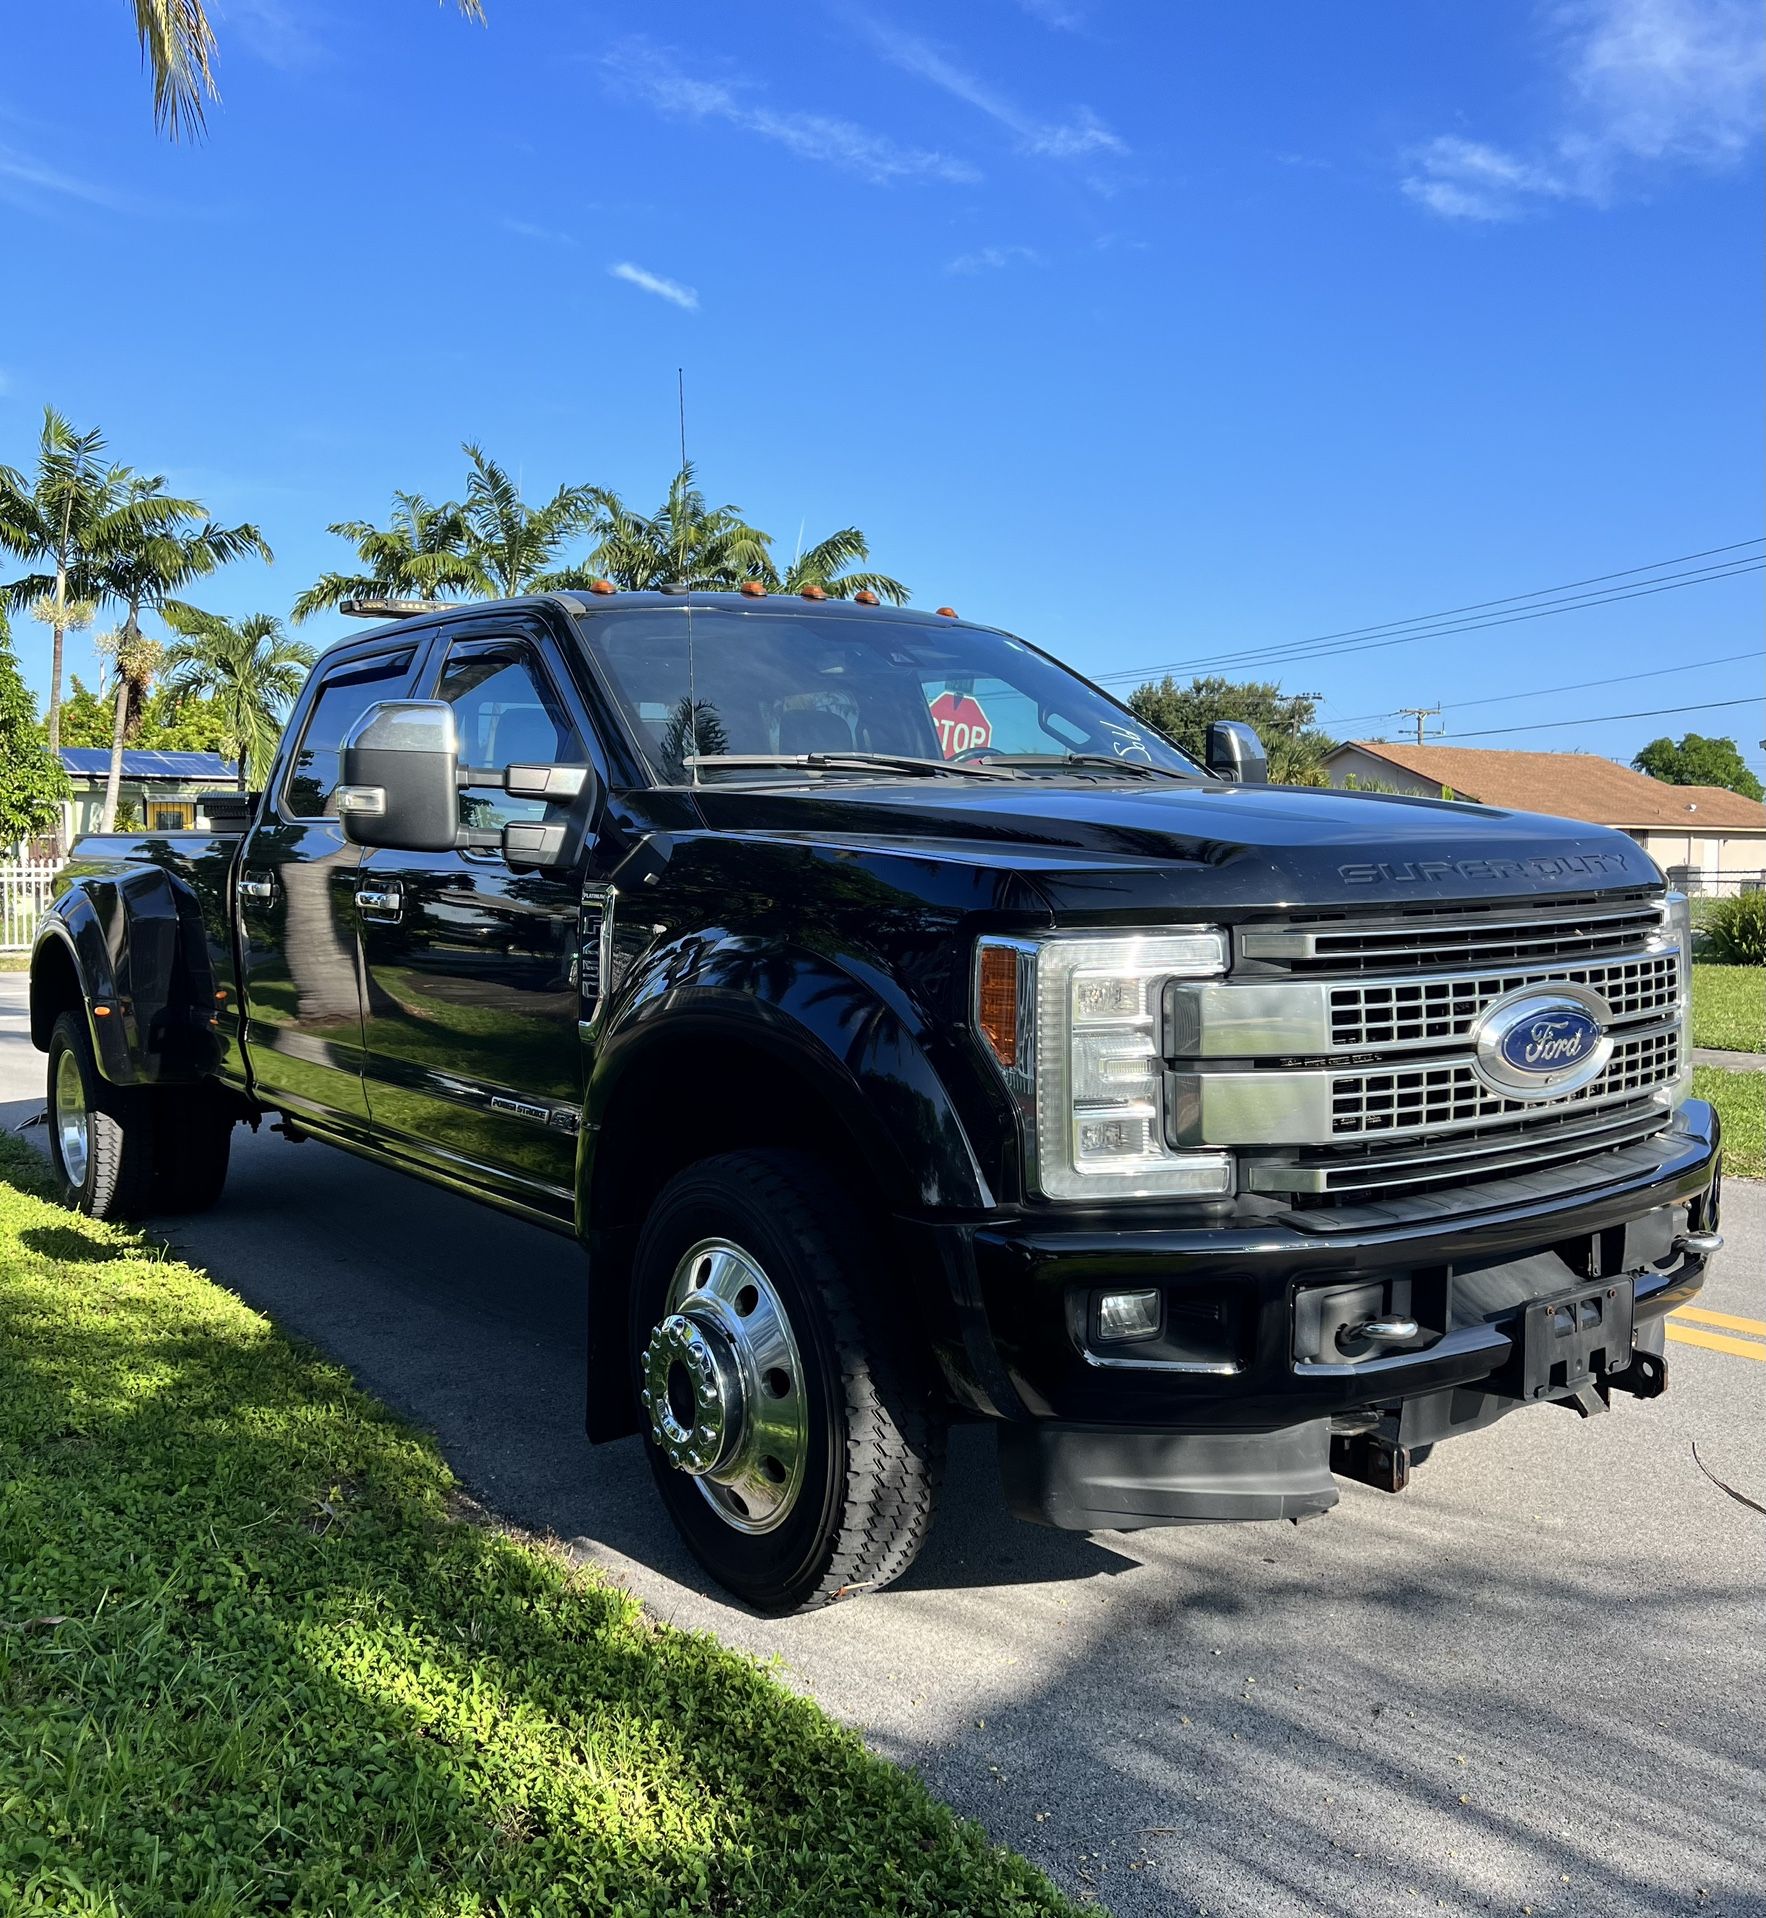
<box><xmin>1472</xmin><ymin>988</ymin><xmax>1614</xmax><ymax>1101</ymax></box>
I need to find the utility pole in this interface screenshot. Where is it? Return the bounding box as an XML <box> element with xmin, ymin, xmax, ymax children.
<box><xmin>1395</xmin><ymin>704</ymin><xmax>1442</xmax><ymax>747</ymax></box>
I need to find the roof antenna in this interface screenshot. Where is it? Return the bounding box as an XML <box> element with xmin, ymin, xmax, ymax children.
<box><xmin>677</xmin><ymin>366</ymin><xmax>700</xmax><ymax>784</ymax></box>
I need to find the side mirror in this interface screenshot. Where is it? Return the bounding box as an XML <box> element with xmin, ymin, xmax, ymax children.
<box><xmin>1206</xmin><ymin>720</ymin><xmax>1268</xmax><ymax>785</ymax></box>
<box><xmin>338</xmin><ymin>700</ymin><xmax>461</xmax><ymax>849</ymax></box>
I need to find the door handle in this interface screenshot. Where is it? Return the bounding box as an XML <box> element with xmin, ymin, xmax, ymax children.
<box><xmin>238</xmin><ymin>874</ymin><xmax>276</xmax><ymax>904</ymax></box>
<box><xmin>354</xmin><ymin>882</ymin><xmax>404</xmax><ymax>917</ymax></box>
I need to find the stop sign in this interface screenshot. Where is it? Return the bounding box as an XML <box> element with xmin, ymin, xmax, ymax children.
<box><xmin>928</xmin><ymin>691</ymin><xmax>992</xmax><ymax>758</ymax></box>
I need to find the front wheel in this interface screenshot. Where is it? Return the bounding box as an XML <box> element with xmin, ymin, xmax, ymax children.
<box><xmin>46</xmin><ymin>1011</ymin><xmax>155</xmax><ymax>1219</ymax></box>
<box><xmin>630</xmin><ymin>1150</ymin><xmax>943</xmax><ymax>1613</ymax></box>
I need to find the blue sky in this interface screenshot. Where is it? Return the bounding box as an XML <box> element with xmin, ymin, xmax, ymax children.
<box><xmin>2</xmin><ymin>0</ymin><xmax>1761</xmax><ymax>771</ymax></box>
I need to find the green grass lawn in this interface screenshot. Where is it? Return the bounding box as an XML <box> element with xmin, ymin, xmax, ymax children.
<box><xmin>1693</xmin><ymin>1066</ymin><xmax>1764</xmax><ymax>1182</ymax></box>
<box><xmin>0</xmin><ymin>1136</ymin><xmax>1075</xmax><ymax>1918</ymax></box>
<box><xmin>1691</xmin><ymin>963</ymin><xmax>1764</xmax><ymax>1054</ymax></box>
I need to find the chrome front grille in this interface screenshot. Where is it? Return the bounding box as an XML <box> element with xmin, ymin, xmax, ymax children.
<box><xmin>1169</xmin><ymin>891</ymin><xmax>1691</xmax><ymax>1206</ymax></box>
<box><xmin>1238</xmin><ymin>894</ymin><xmax>1668</xmax><ymax>976</ymax></box>
<box><xmin>1326</xmin><ymin>951</ymin><xmax>1680</xmax><ymax>1051</ymax></box>
<box><xmin>1326</xmin><ymin>1026</ymin><xmax>1680</xmax><ymax>1137</ymax></box>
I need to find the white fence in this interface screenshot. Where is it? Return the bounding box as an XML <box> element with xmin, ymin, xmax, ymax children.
<box><xmin>1</xmin><ymin>861</ymin><xmax>59</xmax><ymax>951</ymax></box>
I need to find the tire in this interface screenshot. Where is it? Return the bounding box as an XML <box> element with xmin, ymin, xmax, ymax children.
<box><xmin>46</xmin><ymin>1011</ymin><xmax>155</xmax><ymax>1220</ymax></box>
<box><xmin>150</xmin><ymin>1089</ymin><xmax>234</xmax><ymax>1214</ymax></box>
<box><xmin>629</xmin><ymin>1149</ymin><xmax>944</xmax><ymax>1613</ymax></box>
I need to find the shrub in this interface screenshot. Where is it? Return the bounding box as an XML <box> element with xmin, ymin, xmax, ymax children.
<box><xmin>1702</xmin><ymin>890</ymin><xmax>1766</xmax><ymax>966</ymax></box>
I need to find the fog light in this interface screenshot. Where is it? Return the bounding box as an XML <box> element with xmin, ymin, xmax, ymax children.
<box><xmin>1095</xmin><ymin>1288</ymin><xmax>1162</xmax><ymax>1344</ymax></box>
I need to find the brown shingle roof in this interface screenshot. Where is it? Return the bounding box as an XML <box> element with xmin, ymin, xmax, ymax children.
<box><xmin>1335</xmin><ymin>743</ymin><xmax>1766</xmax><ymax>831</ymax></box>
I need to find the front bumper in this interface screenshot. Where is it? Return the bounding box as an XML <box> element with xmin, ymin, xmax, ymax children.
<box><xmin>909</xmin><ymin>1100</ymin><xmax>1720</xmax><ymax>1522</ymax></box>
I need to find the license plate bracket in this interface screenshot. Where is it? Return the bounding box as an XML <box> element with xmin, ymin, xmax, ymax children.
<box><xmin>1500</xmin><ymin>1278</ymin><xmax>1636</xmax><ymax>1405</ymax></box>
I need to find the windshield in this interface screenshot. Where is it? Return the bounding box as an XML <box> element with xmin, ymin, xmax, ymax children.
<box><xmin>583</xmin><ymin>607</ymin><xmax>1203</xmax><ymax>782</ymax></box>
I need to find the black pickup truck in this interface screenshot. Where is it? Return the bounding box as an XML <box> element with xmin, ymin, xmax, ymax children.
<box><xmin>31</xmin><ymin>590</ymin><xmax>1721</xmax><ymax>1610</ymax></box>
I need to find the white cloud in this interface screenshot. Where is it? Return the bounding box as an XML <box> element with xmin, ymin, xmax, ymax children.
<box><xmin>852</xmin><ymin>15</ymin><xmax>1126</xmax><ymax>159</ymax></box>
<box><xmin>609</xmin><ymin>261</ymin><xmax>699</xmax><ymax>310</ymax></box>
<box><xmin>1404</xmin><ymin>0</ymin><xmax>1763</xmax><ymax>220</ymax></box>
<box><xmin>504</xmin><ymin>218</ymin><xmax>577</xmax><ymax>248</ymax></box>
<box><xmin>0</xmin><ymin>144</ymin><xmax>133</xmax><ymax>212</ymax></box>
<box><xmin>946</xmin><ymin>243</ymin><xmax>1043</xmax><ymax>273</ymax></box>
<box><xmin>602</xmin><ymin>39</ymin><xmax>980</xmax><ymax>185</ymax></box>
<box><xmin>218</xmin><ymin>0</ymin><xmax>323</xmax><ymax>71</ymax></box>
<box><xmin>1014</xmin><ymin>0</ymin><xmax>1086</xmax><ymax>27</ymax></box>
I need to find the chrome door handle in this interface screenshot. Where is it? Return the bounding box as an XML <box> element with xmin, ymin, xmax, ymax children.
<box><xmin>238</xmin><ymin>874</ymin><xmax>275</xmax><ymax>903</ymax></box>
<box><xmin>354</xmin><ymin>883</ymin><xmax>404</xmax><ymax>917</ymax></box>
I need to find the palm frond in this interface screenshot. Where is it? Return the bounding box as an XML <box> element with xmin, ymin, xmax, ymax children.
<box><xmin>133</xmin><ymin>0</ymin><xmax>219</xmax><ymax>141</ymax></box>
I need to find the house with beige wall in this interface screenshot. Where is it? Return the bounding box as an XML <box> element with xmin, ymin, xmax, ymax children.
<box><xmin>1323</xmin><ymin>742</ymin><xmax>1766</xmax><ymax>896</ymax></box>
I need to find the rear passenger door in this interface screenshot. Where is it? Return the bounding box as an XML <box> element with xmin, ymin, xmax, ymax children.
<box><xmin>355</xmin><ymin>621</ymin><xmax>597</xmax><ymax>1218</ymax></box>
<box><xmin>237</xmin><ymin>642</ymin><xmax>423</xmax><ymax>1133</ymax></box>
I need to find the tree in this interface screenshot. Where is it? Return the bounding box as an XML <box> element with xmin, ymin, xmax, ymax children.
<box><xmin>161</xmin><ymin>608</ymin><xmax>316</xmax><ymax>789</ymax></box>
<box><xmin>459</xmin><ymin>444</ymin><xmax>599</xmax><ymax>595</ymax></box>
<box><xmin>767</xmin><ymin>526</ymin><xmax>908</xmax><ymax>604</ymax></box>
<box><xmin>1126</xmin><ymin>676</ymin><xmax>1338</xmax><ymax>786</ymax></box>
<box><xmin>1632</xmin><ymin>733</ymin><xmax>1763</xmax><ymax>803</ymax></box>
<box><xmin>126</xmin><ymin>0</ymin><xmax>486</xmax><ymax>140</ymax></box>
<box><xmin>87</xmin><ymin>493</ymin><xmax>272</xmax><ymax>829</ymax></box>
<box><xmin>59</xmin><ymin>676</ymin><xmax>231</xmax><ymax>755</ymax></box>
<box><xmin>92</xmin><ymin>629</ymin><xmax>165</xmax><ymax>834</ymax></box>
<box><xmin>576</xmin><ymin>464</ymin><xmax>775</xmax><ymax>592</ymax></box>
<box><xmin>0</xmin><ymin>608</ymin><xmax>69</xmax><ymax>852</ymax></box>
<box><xmin>0</xmin><ymin>408</ymin><xmax>197</xmax><ymax>753</ymax></box>
<box><xmin>291</xmin><ymin>491</ymin><xmax>482</xmax><ymax>621</ymax></box>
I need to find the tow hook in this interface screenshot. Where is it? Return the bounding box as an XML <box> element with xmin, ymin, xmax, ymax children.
<box><xmin>1330</xmin><ymin>1429</ymin><xmax>1411</xmax><ymax>1494</ymax></box>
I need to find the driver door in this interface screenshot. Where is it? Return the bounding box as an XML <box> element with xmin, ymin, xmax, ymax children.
<box><xmin>355</xmin><ymin>622</ymin><xmax>597</xmax><ymax>1218</ymax></box>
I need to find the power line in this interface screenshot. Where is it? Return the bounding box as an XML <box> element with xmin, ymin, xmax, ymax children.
<box><xmin>1395</xmin><ymin>704</ymin><xmax>1442</xmax><ymax>746</ymax></box>
<box><xmin>1325</xmin><ymin>649</ymin><xmax>1763</xmax><ymax>727</ymax></box>
<box><xmin>1444</xmin><ymin>696</ymin><xmax>1760</xmax><ymax>741</ymax></box>
<box><xmin>1096</xmin><ymin>555</ymin><xmax>1764</xmax><ymax>683</ymax></box>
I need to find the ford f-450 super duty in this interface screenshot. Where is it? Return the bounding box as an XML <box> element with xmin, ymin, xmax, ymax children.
<box><xmin>31</xmin><ymin>590</ymin><xmax>1721</xmax><ymax>1610</ymax></box>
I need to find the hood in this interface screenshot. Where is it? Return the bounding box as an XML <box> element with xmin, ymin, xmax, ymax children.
<box><xmin>685</xmin><ymin>777</ymin><xmax>1662</xmax><ymax>916</ymax></box>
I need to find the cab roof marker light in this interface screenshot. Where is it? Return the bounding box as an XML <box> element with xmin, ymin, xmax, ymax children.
<box><xmin>936</xmin><ymin>606</ymin><xmax>958</xmax><ymax>618</ymax></box>
<box><xmin>799</xmin><ymin>585</ymin><xmax>828</xmax><ymax>600</ymax></box>
<box><xmin>588</xmin><ymin>579</ymin><xmax>617</xmax><ymax>596</ymax></box>
<box><xmin>739</xmin><ymin>580</ymin><xmax>767</xmax><ymax>598</ymax></box>
<box><xmin>853</xmin><ymin>590</ymin><xmax>880</xmax><ymax>605</ymax></box>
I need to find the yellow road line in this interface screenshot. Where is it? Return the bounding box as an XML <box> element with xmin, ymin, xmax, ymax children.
<box><xmin>1671</xmin><ymin>1305</ymin><xmax>1766</xmax><ymax>1338</ymax></box>
<box><xmin>1666</xmin><ymin>1323</ymin><xmax>1766</xmax><ymax>1362</ymax></box>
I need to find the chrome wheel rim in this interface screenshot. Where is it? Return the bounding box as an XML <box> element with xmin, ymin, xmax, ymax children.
<box><xmin>54</xmin><ymin>1050</ymin><xmax>90</xmax><ymax>1188</ymax></box>
<box><xmin>640</xmin><ymin>1238</ymin><xmax>809</xmax><ymax>1535</ymax></box>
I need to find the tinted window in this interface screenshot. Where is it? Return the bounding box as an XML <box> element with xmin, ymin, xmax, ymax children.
<box><xmin>283</xmin><ymin>651</ymin><xmax>415</xmax><ymax>818</ymax></box>
<box><xmin>438</xmin><ymin>645</ymin><xmax>585</xmax><ymax>834</ymax></box>
<box><xmin>588</xmin><ymin>609</ymin><xmax>1197</xmax><ymax>781</ymax></box>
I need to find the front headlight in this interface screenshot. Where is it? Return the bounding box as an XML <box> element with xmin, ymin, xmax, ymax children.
<box><xmin>975</xmin><ymin>929</ymin><xmax>1233</xmax><ymax>1200</ymax></box>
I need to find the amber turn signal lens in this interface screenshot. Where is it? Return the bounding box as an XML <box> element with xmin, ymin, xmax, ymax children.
<box><xmin>977</xmin><ymin>946</ymin><xmax>1020</xmax><ymax>1068</ymax></box>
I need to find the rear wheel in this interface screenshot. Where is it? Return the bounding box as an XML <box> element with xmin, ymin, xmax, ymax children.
<box><xmin>46</xmin><ymin>1011</ymin><xmax>154</xmax><ymax>1220</ymax></box>
<box><xmin>630</xmin><ymin>1149</ymin><xmax>943</xmax><ymax>1613</ymax></box>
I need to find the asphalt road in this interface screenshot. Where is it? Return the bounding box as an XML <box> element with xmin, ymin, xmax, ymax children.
<box><xmin>4</xmin><ymin>973</ymin><xmax>1762</xmax><ymax>1918</ymax></box>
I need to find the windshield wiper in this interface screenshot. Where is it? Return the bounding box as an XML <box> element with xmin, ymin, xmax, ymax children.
<box><xmin>973</xmin><ymin>753</ymin><xmax>1194</xmax><ymax>780</ymax></box>
<box><xmin>684</xmin><ymin>752</ymin><xmax>1020</xmax><ymax>780</ymax></box>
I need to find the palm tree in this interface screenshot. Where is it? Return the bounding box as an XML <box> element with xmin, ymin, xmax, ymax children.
<box><xmin>291</xmin><ymin>492</ymin><xmax>481</xmax><ymax>621</ymax></box>
<box><xmin>92</xmin><ymin>627</ymin><xmax>165</xmax><ymax>834</ymax></box>
<box><xmin>769</xmin><ymin>526</ymin><xmax>908</xmax><ymax>604</ymax></box>
<box><xmin>129</xmin><ymin>0</ymin><xmax>486</xmax><ymax>139</ymax></box>
<box><xmin>160</xmin><ymin>608</ymin><xmax>316</xmax><ymax>790</ymax></box>
<box><xmin>88</xmin><ymin>498</ymin><xmax>272</xmax><ymax>829</ymax></box>
<box><xmin>460</xmin><ymin>444</ymin><xmax>600</xmax><ymax>595</ymax></box>
<box><xmin>572</xmin><ymin>464</ymin><xmax>775</xmax><ymax>592</ymax></box>
<box><xmin>0</xmin><ymin>408</ymin><xmax>197</xmax><ymax>752</ymax></box>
